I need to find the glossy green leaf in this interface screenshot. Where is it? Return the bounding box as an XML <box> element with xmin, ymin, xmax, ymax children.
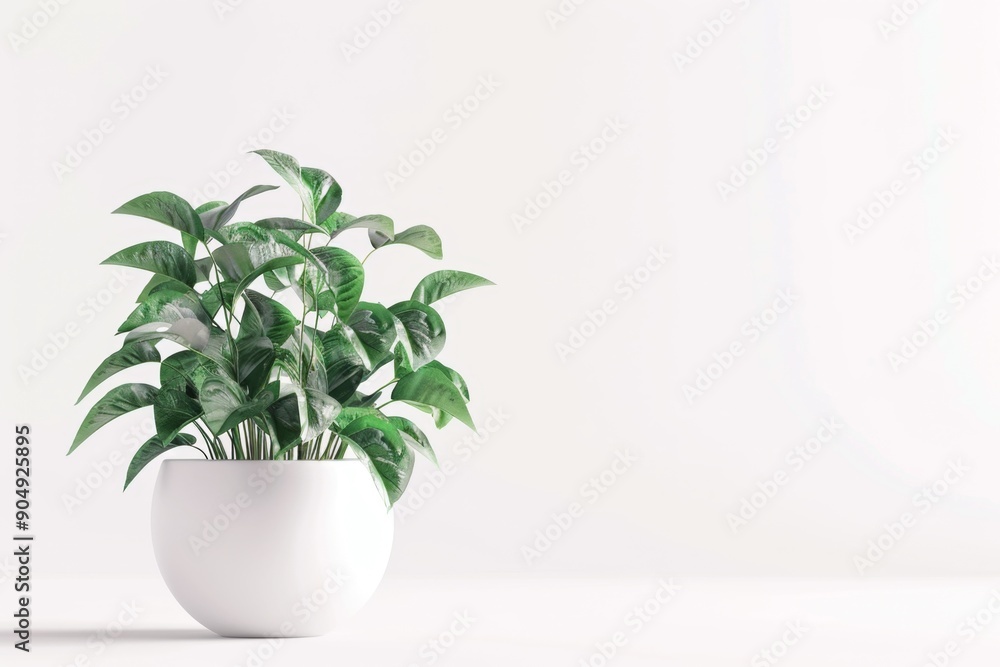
<box><xmin>388</xmin><ymin>416</ymin><xmax>438</xmax><ymax>466</ymax></box>
<box><xmin>200</xmin><ymin>185</ymin><xmax>278</xmax><ymax>230</ymax></box>
<box><xmin>124</xmin><ymin>433</ymin><xmax>197</xmax><ymax>490</ymax></box>
<box><xmin>77</xmin><ymin>341</ymin><xmax>160</xmax><ymax>404</ymax></box>
<box><xmin>199</xmin><ymin>374</ymin><xmax>275</xmax><ymax>435</ymax></box>
<box><xmin>411</xmin><ymin>270</ymin><xmax>494</xmax><ymax>305</ymax></box>
<box><xmin>389</xmin><ymin>300</ymin><xmax>446</xmax><ymax>369</ymax></box>
<box><xmin>255</xmin><ymin>217</ymin><xmax>326</xmax><ymax>235</ymax></box>
<box><xmin>319</xmin><ymin>325</ymin><xmax>368</xmax><ymax>403</ymax></box>
<box><xmin>113</xmin><ymin>191</ymin><xmax>204</xmax><ymax>242</ymax></box>
<box><xmin>118</xmin><ymin>290</ymin><xmax>212</xmax><ymax>333</ymax></box>
<box><xmin>102</xmin><ymin>241</ymin><xmax>197</xmax><ymax>286</ymax></box>
<box><xmin>71</xmin><ymin>383</ymin><xmax>158</xmax><ymax>453</ymax></box>
<box><xmin>241</xmin><ymin>290</ymin><xmax>297</xmax><ymax>347</ymax></box>
<box><xmin>348</xmin><ymin>302</ymin><xmax>398</xmax><ymax>365</ymax></box>
<box><xmin>212</xmin><ymin>244</ymin><xmax>254</xmax><ymax>282</ymax></box>
<box><xmin>302</xmin><ymin>167</ymin><xmax>343</xmax><ymax>225</ymax></box>
<box><xmin>235</xmin><ymin>336</ymin><xmax>275</xmax><ymax>396</ymax></box>
<box><xmin>324</xmin><ymin>213</ymin><xmax>393</xmax><ymax>239</ymax></box>
<box><xmin>342</xmin><ymin>416</ymin><xmax>414</xmax><ymax>505</ymax></box>
<box><xmin>370</xmin><ymin>225</ymin><xmax>442</xmax><ymax>259</ymax></box>
<box><xmin>391</xmin><ymin>366</ymin><xmax>474</xmax><ymax>429</ymax></box>
<box><xmin>153</xmin><ymin>377</ymin><xmax>201</xmax><ymax>443</ymax></box>
<box><xmin>296</xmin><ymin>386</ymin><xmax>341</xmax><ymax>442</ymax></box>
<box><xmin>232</xmin><ymin>255</ymin><xmax>305</xmax><ymax>305</ymax></box>
<box><xmin>310</xmin><ymin>247</ymin><xmax>364</xmax><ymax>318</ymax></box>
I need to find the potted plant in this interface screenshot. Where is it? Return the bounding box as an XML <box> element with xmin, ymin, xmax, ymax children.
<box><xmin>69</xmin><ymin>150</ymin><xmax>492</xmax><ymax>638</ymax></box>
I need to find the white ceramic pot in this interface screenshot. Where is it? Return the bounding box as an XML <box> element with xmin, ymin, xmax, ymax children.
<box><xmin>151</xmin><ymin>460</ymin><xmax>393</xmax><ymax>638</ymax></box>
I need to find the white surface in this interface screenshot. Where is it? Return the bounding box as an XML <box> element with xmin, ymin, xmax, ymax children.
<box><xmin>18</xmin><ymin>577</ymin><xmax>1000</xmax><ymax>665</ymax></box>
<box><xmin>4</xmin><ymin>0</ymin><xmax>1000</xmax><ymax>633</ymax></box>
<box><xmin>151</xmin><ymin>460</ymin><xmax>393</xmax><ymax>637</ymax></box>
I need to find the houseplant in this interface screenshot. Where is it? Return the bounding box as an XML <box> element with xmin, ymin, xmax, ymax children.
<box><xmin>70</xmin><ymin>149</ymin><xmax>492</xmax><ymax>637</ymax></box>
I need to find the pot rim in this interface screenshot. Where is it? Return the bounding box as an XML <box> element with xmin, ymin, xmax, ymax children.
<box><xmin>159</xmin><ymin>459</ymin><xmax>366</xmax><ymax>465</ymax></box>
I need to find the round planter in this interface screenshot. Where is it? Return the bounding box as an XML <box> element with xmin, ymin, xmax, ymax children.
<box><xmin>151</xmin><ymin>460</ymin><xmax>393</xmax><ymax>638</ymax></box>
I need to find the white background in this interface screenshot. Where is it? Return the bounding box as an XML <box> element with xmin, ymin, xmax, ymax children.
<box><xmin>5</xmin><ymin>0</ymin><xmax>1000</xmax><ymax>662</ymax></box>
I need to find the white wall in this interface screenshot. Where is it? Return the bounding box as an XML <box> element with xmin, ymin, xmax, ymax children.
<box><xmin>5</xmin><ymin>0</ymin><xmax>1000</xmax><ymax>580</ymax></box>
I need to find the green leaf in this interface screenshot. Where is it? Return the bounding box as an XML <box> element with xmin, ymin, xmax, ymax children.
<box><xmin>370</xmin><ymin>225</ymin><xmax>442</xmax><ymax>259</ymax></box>
<box><xmin>296</xmin><ymin>386</ymin><xmax>341</xmax><ymax>441</ymax></box>
<box><xmin>124</xmin><ymin>319</ymin><xmax>215</xmax><ymax>356</ymax></box>
<box><xmin>124</xmin><ymin>433</ymin><xmax>197</xmax><ymax>490</ymax></box>
<box><xmin>232</xmin><ymin>255</ymin><xmax>305</xmax><ymax>306</ymax></box>
<box><xmin>420</xmin><ymin>360</ymin><xmax>470</xmax><ymax>428</ymax></box>
<box><xmin>302</xmin><ymin>167</ymin><xmax>343</xmax><ymax>225</ymax></box>
<box><xmin>118</xmin><ymin>290</ymin><xmax>212</xmax><ymax>333</ymax></box>
<box><xmin>77</xmin><ymin>341</ymin><xmax>160</xmax><ymax>404</ymax></box>
<box><xmin>319</xmin><ymin>325</ymin><xmax>369</xmax><ymax>403</ymax></box>
<box><xmin>412</xmin><ymin>270</ymin><xmax>494</xmax><ymax>305</ymax></box>
<box><xmin>71</xmin><ymin>383</ymin><xmax>158</xmax><ymax>453</ymax></box>
<box><xmin>200</xmin><ymin>282</ymin><xmax>237</xmax><ymax>318</ymax></box>
<box><xmin>145</xmin><ymin>277</ymin><xmax>197</xmax><ymax>302</ymax></box>
<box><xmin>136</xmin><ymin>275</ymin><xmax>174</xmax><ymax>302</ymax></box>
<box><xmin>113</xmin><ymin>191</ymin><xmax>204</xmax><ymax>242</ymax></box>
<box><xmin>388</xmin><ymin>416</ymin><xmax>438</xmax><ymax>466</ymax></box>
<box><xmin>342</xmin><ymin>416</ymin><xmax>414</xmax><ymax>505</ymax></box>
<box><xmin>235</xmin><ymin>336</ymin><xmax>275</xmax><ymax>396</ymax></box>
<box><xmin>391</xmin><ymin>366</ymin><xmax>474</xmax><ymax>429</ymax></box>
<box><xmin>200</xmin><ymin>185</ymin><xmax>278</xmax><ymax>230</ymax></box>
<box><xmin>348</xmin><ymin>302</ymin><xmax>398</xmax><ymax>366</ymax></box>
<box><xmin>160</xmin><ymin>350</ymin><xmax>222</xmax><ymax>393</ymax></box>
<box><xmin>389</xmin><ymin>300</ymin><xmax>446</xmax><ymax>369</ymax></box>
<box><xmin>212</xmin><ymin>244</ymin><xmax>255</xmax><ymax>282</ymax></box>
<box><xmin>101</xmin><ymin>241</ymin><xmax>198</xmax><ymax>286</ymax></box>
<box><xmin>241</xmin><ymin>290</ymin><xmax>297</xmax><ymax>347</ymax></box>
<box><xmin>266</xmin><ymin>389</ymin><xmax>302</xmax><ymax>456</ymax></box>
<box><xmin>199</xmin><ymin>375</ymin><xmax>275</xmax><ymax>435</ymax></box>
<box><xmin>252</xmin><ymin>151</ymin><xmax>341</xmax><ymax>224</ymax></box>
<box><xmin>153</xmin><ymin>377</ymin><xmax>201</xmax><ymax>443</ymax></box>
<box><xmin>324</xmin><ymin>213</ymin><xmax>393</xmax><ymax>239</ymax></box>
<box><xmin>255</xmin><ymin>217</ymin><xmax>326</xmax><ymax>235</ymax></box>
<box><xmin>310</xmin><ymin>247</ymin><xmax>364</xmax><ymax>318</ymax></box>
